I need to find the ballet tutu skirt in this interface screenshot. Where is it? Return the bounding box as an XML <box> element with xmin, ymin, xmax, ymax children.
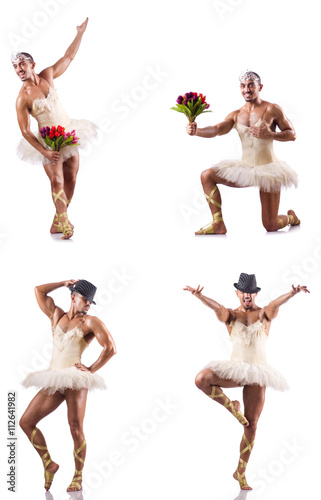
<box><xmin>22</xmin><ymin>366</ymin><xmax>106</xmax><ymax>395</ymax></box>
<box><xmin>16</xmin><ymin>86</ymin><xmax>99</xmax><ymax>165</ymax></box>
<box><xmin>204</xmin><ymin>320</ymin><xmax>289</xmax><ymax>391</ymax></box>
<box><xmin>204</xmin><ymin>359</ymin><xmax>288</xmax><ymax>391</ymax></box>
<box><xmin>212</xmin><ymin>121</ymin><xmax>298</xmax><ymax>192</ymax></box>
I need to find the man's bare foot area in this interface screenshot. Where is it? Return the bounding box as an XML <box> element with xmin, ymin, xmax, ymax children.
<box><xmin>287</xmin><ymin>210</ymin><xmax>300</xmax><ymax>226</ymax></box>
<box><xmin>233</xmin><ymin>470</ymin><xmax>252</xmax><ymax>490</ymax></box>
<box><xmin>66</xmin><ymin>482</ymin><xmax>82</xmax><ymax>492</ymax></box>
<box><xmin>66</xmin><ymin>471</ymin><xmax>83</xmax><ymax>492</ymax></box>
<box><xmin>231</xmin><ymin>400</ymin><xmax>249</xmax><ymax>427</ymax></box>
<box><xmin>50</xmin><ymin>223</ymin><xmax>63</xmax><ymax>234</ymax></box>
<box><xmin>50</xmin><ymin>215</ymin><xmax>74</xmax><ymax>234</ymax></box>
<box><xmin>44</xmin><ymin>461</ymin><xmax>59</xmax><ymax>491</ymax></box>
<box><xmin>195</xmin><ymin>220</ymin><xmax>227</xmax><ymax>235</ymax></box>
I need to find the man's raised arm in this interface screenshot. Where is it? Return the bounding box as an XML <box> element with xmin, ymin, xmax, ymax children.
<box><xmin>39</xmin><ymin>18</ymin><xmax>89</xmax><ymax>82</ymax></box>
<box><xmin>184</xmin><ymin>285</ymin><xmax>231</xmax><ymax>323</ymax></box>
<box><xmin>264</xmin><ymin>284</ymin><xmax>310</xmax><ymax>321</ymax></box>
<box><xmin>35</xmin><ymin>279</ymin><xmax>78</xmax><ymax>320</ymax></box>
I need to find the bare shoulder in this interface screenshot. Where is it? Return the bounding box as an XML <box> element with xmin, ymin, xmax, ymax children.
<box><xmin>84</xmin><ymin>314</ymin><xmax>104</xmax><ymax>330</ymax></box>
<box><xmin>16</xmin><ymin>89</ymin><xmax>30</xmax><ymax>109</ymax></box>
<box><xmin>259</xmin><ymin>304</ymin><xmax>271</xmax><ymax>319</ymax></box>
<box><xmin>225</xmin><ymin>109</ymin><xmax>239</xmax><ymax>123</ymax></box>
<box><xmin>265</xmin><ymin>102</ymin><xmax>285</xmax><ymax>119</ymax></box>
<box><xmin>52</xmin><ymin>306</ymin><xmax>65</xmax><ymax>326</ymax></box>
<box><xmin>39</xmin><ymin>67</ymin><xmax>54</xmax><ymax>86</ymax></box>
<box><xmin>227</xmin><ymin>307</ymin><xmax>236</xmax><ymax>322</ymax></box>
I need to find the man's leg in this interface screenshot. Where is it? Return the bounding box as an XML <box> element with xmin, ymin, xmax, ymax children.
<box><xmin>51</xmin><ymin>154</ymin><xmax>79</xmax><ymax>234</ymax></box>
<box><xmin>233</xmin><ymin>385</ymin><xmax>266</xmax><ymax>490</ymax></box>
<box><xmin>51</xmin><ymin>153</ymin><xmax>80</xmax><ymax>230</ymax></box>
<box><xmin>19</xmin><ymin>390</ymin><xmax>65</xmax><ymax>490</ymax></box>
<box><xmin>43</xmin><ymin>160</ymin><xmax>73</xmax><ymax>239</ymax></box>
<box><xmin>197</xmin><ymin>168</ymin><xmax>245</xmax><ymax>235</ymax></box>
<box><xmin>195</xmin><ymin>368</ymin><xmax>248</xmax><ymax>426</ymax></box>
<box><xmin>63</xmin><ymin>153</ymin><xmax>79</xmax><ymax>206</ymax></box>
<box><xmin>65</xmin><ymin>388</ymin><xmax>88</xmax><ymax>492</ymax></box>
<box><xmin>260</xmin><ymin>190</ymin><xmax>300</xmax><ymax>232</ymax></box>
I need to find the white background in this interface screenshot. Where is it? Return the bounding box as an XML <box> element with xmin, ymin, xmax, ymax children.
<box><xmin>1</xmin><ymin>0</ymin><xmax>320</xmax><ymax>499</ymax></box>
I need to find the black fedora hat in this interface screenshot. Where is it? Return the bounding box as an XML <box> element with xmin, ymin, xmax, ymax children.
<box><xmin>69</xmin><ymin>280</ymin><xmax>97</xmax><ymax>304</ymax></box>
<box><xmin>233</xmin><ymin>273</ymin><xmax>261</xmax><ymax>294</ymax></box>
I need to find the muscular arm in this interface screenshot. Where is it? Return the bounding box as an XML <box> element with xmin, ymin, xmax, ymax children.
<box><xmin>77</xmin><ymin>317</ymin><xmax>116</xmax><ymax>373</ymax></box>
<box><xmin>186</xmin><ymin>110</ymin><xmax>236</xmax><ymax>138</ymax></box>
<box><xmin>250</xmin><ymin>104</ymin><xmax>296</xmax><ymax>142</ymax></box>
<box><xmin>39</xmin><ymin>18</ymin><xmax>88</xmax><ymax>83</ymax></box>
<box><xmin>34</xmin><ymin>279</ymin><xmax>78</xmax><ymax>321</ymax></box>
<box><xmin>16</xmin><ymin>95</ymin><xmax>60</xmax><ymax>163</ymax></box>
<box><xmin>184</xmin><ymin>285</ymin><xmax>230</xmax><ymax>322</ymax></box>
<box><xmin>16</xmin><ymin>95</ymin><xmax>47</xmax><ymax>154</ymax></box>
<box><xmin>264</xmin><ymin>284</ymin><xmax>310</xmax><ymax>320</ymax></box>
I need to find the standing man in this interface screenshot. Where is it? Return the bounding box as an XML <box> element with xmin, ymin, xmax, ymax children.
<box><xmin>20</xmin><ymin>279</ymin><xmax>116</xmax><ymax>492</ymax></box>
<box><xmin>186</xmin><ymin>71</ymin><xmax>299</xmax><ymax>234</ymax></box>
<box><xmin>13</xmin><ymin>18</ymin><xmax>98</xmax><ymax>239</ymax></box>
<box><xmin>184</xmin><ymin>273</ymin><xmax>309</xmax><ymax>490</ymax></box>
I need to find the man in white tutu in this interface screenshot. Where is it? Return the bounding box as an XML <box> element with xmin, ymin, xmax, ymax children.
<box><xmin>186</xmin><ymin>71</ymin><xmax>300</xmax><ymax>234</ymax></box>
<box><xmin>13</xmin><ymin>18</ymin><xmax>98</xmax><ymax>239</ymax></box>
<box><xmin>19</xmin><ymin>279</ymin><xmax>116</xmax><ymax>492</ymax></box>
<box><xmin>184</xmin><ymin>273</ymin><xmax>309</xmax><ymax>490</ymax></box>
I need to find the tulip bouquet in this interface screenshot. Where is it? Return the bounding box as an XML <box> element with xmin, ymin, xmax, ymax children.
<box><xmin>39</xmin><ymin>125</ymin><xmax>79</xmax><ymax>151</ymax></box>
<box><xmin>171</xmin><ymin>92</ymin><xmax>211</xmax><ymax>122</ymax></box>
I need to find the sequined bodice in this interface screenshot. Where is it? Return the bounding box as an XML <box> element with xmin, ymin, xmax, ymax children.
<box><xmin>31</xmin><ymin>86</ymin><xmax>71</xmax><ymax>129</ymax></box>
<box><xmin>235</xmin><ymin>119</ymin><xmax>276</xmax><ymax>166</ymax></box>
<box><xmin>49</xmin><ymin>324</ymin><xmax>88</xmax><ymax>370</ymax></box>
<box><xmin>230</xmin><ymin>320</ymin><xmax>268</xmax><ymax>364</ymax></box>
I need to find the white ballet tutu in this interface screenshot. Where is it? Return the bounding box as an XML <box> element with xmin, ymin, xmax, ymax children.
<box><xmin>22</xmin><ymin>366</ymin><xmax>107</xmax><ymax>395</ymax></box>
<box><xmin>213</xmin><ymin>159</ymin><xmax>298</xmax><ymax>192</ymax></box>
<box><xmin>204</xmin><ymin>360</ymin><xmax>289</xmax><ymax>391</ymax></box>
<box><xmin>16</xmin><ymin>119</ymin><xmax>99</xmax><ymax>166</ymax></box>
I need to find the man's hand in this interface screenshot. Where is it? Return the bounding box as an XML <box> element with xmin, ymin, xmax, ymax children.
<box><xmin>292</xmin><ymin>284</ymin><xmax>310</xmax><ymax>295</ymax></box>
<box><xmin>249</xmin><ymin>122</ymin><xmax>272</xmax><ymax>139</ymax></box>
<box><xmin>74</xmin><ymin>363</ymin><xmax>90</xmax><ymax>372</ymax></box>
<box><xmin>77</xmin><ymin>17</ymin><xmax>89</xmax><ymax>35</ymax></box>
<box><xmin>184</xmin><ymin>285</ymin><xmax>204</xmax><ymax>297</ymax></box>
<box><xmin>43</xmin><ymin>150</ymin><xmax>60</xmax><ymax>164</ymax></box>
<box><xmin>64</xmin><ymin>279</ymin><xmax>80</xmax><ymax>288</ymax></box>
<box><xmin>186</xmin><ymin>122</ymin><xmax>197</xmax><ymax>136</ymax></box>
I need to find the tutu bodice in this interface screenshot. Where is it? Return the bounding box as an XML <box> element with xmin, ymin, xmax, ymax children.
<box><xmin>49</xmin><ymin>324</ymin><xmax>88</xmax><ymax>370</ymax></box>
<box><xmin>230</xmin><ymin>320</ymin><xmax>267</xmax><ymax>364</ymax></box>
<box><xmin>31</xmin><ymin>86</ymin><xmax>71</xmax><ymax>129</ymax></box>
<box><xmin>235</xmin><ymin>119</ymin><xmax>276</xmax><ymax>167</ymax></box>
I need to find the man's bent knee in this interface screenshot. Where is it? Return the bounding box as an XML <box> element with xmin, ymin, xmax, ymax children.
<box><xmin>195</xmin><ymin>369</ymin><xmax>213</xmax><ymax>389</ymax></box>
<box><xmin>200</xmin><ymin>169</ymin><xmax>216</xmax><ymax>186</ymax></box>
<box><xmin>263</xmin><ymin>219</ymin><xmax>279</xmax><ymax>232</ymax></box>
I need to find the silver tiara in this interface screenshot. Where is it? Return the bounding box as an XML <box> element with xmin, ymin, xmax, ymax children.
<box><xmin>239</xmin><ymin>69</ymin><xmax>260</xmax><ymax>81</ymax></box>
<box><xmin>11</xmin><ymin>51</ymin><xmax>32</xmax><ymax>64</ymax></box>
